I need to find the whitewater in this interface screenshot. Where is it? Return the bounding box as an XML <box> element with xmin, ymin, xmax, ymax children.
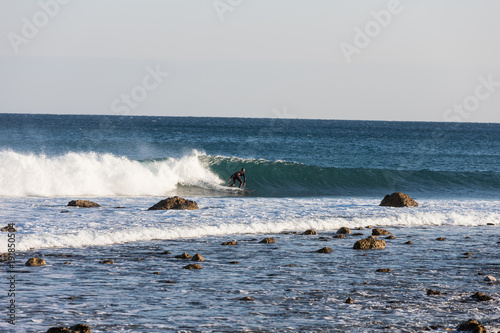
<box><xmin>0</xmin><ymin>114</ymin><xmax>498</xmax><ymax>332</ymax></box>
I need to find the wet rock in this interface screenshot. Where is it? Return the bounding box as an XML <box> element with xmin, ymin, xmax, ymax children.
<box><xmin>471</xmin><ymin>292</ymin><xmax>493</xmax><ymax>301</ymax></box>
<box><xmin>25</xmin><ymin>258</ymin><xmax>46</xmax><ymax>266</ymax></box>
<box><xmin>46</xmin><ymin>324</ymin><xmax>92</xmax><ymax>333</ymax></box>
<box><xmin>404</xmin><ymin>241</ymin><xmax>413</xmax><ymax>245</ymax></box>
<box><xmin>386</xmin><ymin>235</ymin><xmax>396</xmax><ymax>240</ymax></box>
<box><xmin>353</xmin><ymin>233</ymin><xmax>364</xmax><ymax>236</ymax></box>
<box><xmin>259</xmin><ymin>238</ymin><xmax>276</xmax><ymax>244</ymax></box>
<box><xmin>318</xmin><ymin>236</ymin><xmax>331</xmax><ymax>241</ymax></box>
<box><xmin>456</xmin><ymin>319</ymin><xmax>486</xmax><ymax>332</ymax></box>
<box><xmin>333</xmin><ymin>234</ymin><xmax>346</xmax><ymax>239</ymax></box>
<box><xmin>302</xmin><ymin>229</ymin><xmax>317</xmax><ymax>235</ymax></box>
<box><xmin>436</xmin><ymin>237</ymin><xmax>446</xmax><ymax>241</ymax></box>
<box><xmin>365</xmin><ymin>225</ymin><xmax>373</xmax><ymax>229</ymax></box>
<box><xmin>484</xmin><ymin>275</ymin><xmax>496</xmax><ymax>282</ymax></box>
<box><xmin>183</xmin><ymin>264</ymin><xmax>202</xmax><ymax>269</ymax></box>
<box><xmin>161</xmin><ymin>251</ymin><xmax>171</xmax><ymax>255</ymax></box>
<box><xmin>67</xmin><ymin>200</ymin><xmax>100</xmax><ymax>208</ymax></box>
<box><xmin>60</xmin><ymin>210</ymin><xmax>70</xmax><ymax>213</ymax></box>
<box><xmin>372</xmin><ymin>228</ymin><xmax>391</xmax><ymax>236</ymax></box>
<box><xmin>175</xmin><ymin>252</ymin><xmax>192</xmax><ymax>259</ymax></box>
<box><xmin>345</xmin><ymin>297</ymin><xmax>355</xmax><ymax>304</ymax></box>
<box><xmin>353</xmin><ymin>238</ymin><xmax>386</xmax><ymax>250</ymax></box>
<box><xmin>337</xmin><ymin>227</ymin><xmax>351</xmax><ymax>234</ymax></box>
<box><xmin>1</xmin><ymin>225</ymin><xmax>16</xmax><ymax>232</ymax></box>
<box><xmin>316</xmin><ymin>247</ymin><xmax>333</xmax><ymax>253</ymax></box>
<box><xmin>221</xmin><ymin>241</ymin><xmax>238</xmax><ymax>246</ymax></box>
<box><xmin>99</xmin><ymin>259</ymin><xmax>114</xmax><ymax>264</ymax></box>
<box><xmin>228</xmin><ymin>261</ymin><xmax>239</xmax><ymax>264</ymax></box>
<box><xmin>376</xmin><ymin>268</ymin><xmax>391</xmax><ymax>273</ymax></box>
<box><xmin>379</xmin><ymin>192</ymin><xmax>418</xmax><ymax>207</ymax></box>
<box><xmin>240</xmin><ymin>296</ymin><xmax>255</xmax><ymax>301</ymax></box>
<box><xmin>191</xmin><ymin>253</ymin><xmax>204</xmax><ymax>262</ymax></box>
<box><xmin>69</xmin><ymin>324</ymin><xmax>92</xmax><ymax>333</ymax></box>
<box><xmin>148</xmin><ymin>196</ymin><xmax>198</xmax><ymax>210</ymax></box>
<box><xmin>355</xmin><ymin>227</ymin><xmax>364</xmax><ymax>230</ymax></box>
<box><xmin>427</xmin><ymin>289</ymin><xmax>442</xmax><ymax>296</ymax></box>
<box><xmin>486</xmin><ymin>223</ymin><xmax>495</xmax><ymax>225</ymax></box>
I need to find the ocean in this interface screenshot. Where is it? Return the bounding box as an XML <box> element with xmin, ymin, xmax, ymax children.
<box><xmin>0</xmin><ymin>114</ymin><xmax>499</xmax><ymax>332</ymax></box>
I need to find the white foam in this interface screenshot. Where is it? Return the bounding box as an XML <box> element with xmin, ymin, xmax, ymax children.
<box><xmin>2</xmin><ymin>197</ymin><xmax>498</xmax><ymax>251</ymax></box>
<box><xmin>0</xmin><ymin>150</ymin><xmax>222</xmax><ymax>197</ymax></box>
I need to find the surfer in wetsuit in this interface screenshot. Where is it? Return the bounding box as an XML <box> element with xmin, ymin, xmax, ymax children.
<box><xmin>228</xmin><ymin>168</ymin><xmax>246</xmax><ymax>188</ymax></box>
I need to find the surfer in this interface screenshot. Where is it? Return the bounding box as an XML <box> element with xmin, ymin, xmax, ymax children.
<box><xmin>228</xmin><ymin>168</ymin><xmax>246</xmax><ymax>188</ymax></box>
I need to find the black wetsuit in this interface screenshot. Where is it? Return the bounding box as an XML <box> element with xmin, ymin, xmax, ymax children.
<box><xmin>230</xmin><ymin>171</ymin><xmax>246</xmax><ymax>186</ymax></box>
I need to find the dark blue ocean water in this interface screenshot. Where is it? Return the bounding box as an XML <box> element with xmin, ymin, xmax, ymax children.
<box><xmin>0</xmin><ymin>113</ymin><xmax>499</xmax><ymax>198</ymax></box>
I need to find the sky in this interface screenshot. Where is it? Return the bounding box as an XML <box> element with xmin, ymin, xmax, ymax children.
<box><xmin>1</xmin><ymin>0</ymin><xmax>499</xmax><ymax>122</ymax></box>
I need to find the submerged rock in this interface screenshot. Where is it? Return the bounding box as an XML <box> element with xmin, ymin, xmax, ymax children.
<box><xmin>191</xmin><ymin>253</ymin><xmax>205</xmax><ymax>262</ymax></box>
<box><xmin>175</xmin><ymin>253</ymin><xmax>192</xmax><ymax>259</ymax></box>
<box><xmin>99</xmin><ymin>259</ymin><xmax>114</xmax><ymax>264</ymax></box>
<box><xmin>148</xmin><ymin>196</ymin><xmax>198</xmax><ymax>210</ymax></box>
<box><xmin>379</xmin><ymin>192</ymin><xmax>418</xmax><ymax>207</ymax></box>
<box><xmin>317</xmin><ymin>247</ymin><xmax>333</xmax><ymax>253</ymax></box>
<box><xmin>221</xmin><ymin>241</ymin><xmax>238</xmax><ymax>246</ymax></box>
<box><xmin>456</xmin><ymin>319</ymin><xmax>486</xmax><ymax>332</ymax></box>
<box><xmin>302</xmin><ymin>229</ymin><xmax>317</xmax><ymax>235</ymax></box>
<box><xmin>427</xmin><ymin>289</ymin><xmax>442</xmax><ymax>296</ymax></box>
<box><xmin>372</xmin><ymin>228</ymin><xmax>391</xmax><ymax>236</ymax></box>
<box><xmin>353</xmin><ymin>238</ymin><xmax>386</xmax><ymax>250</ymax></box>
<box><xmin>67</xmin><ymin>200</ymin><xmax>100</xmax><ymax>208</ymax></box>
<box><xmin>46</xmin><ymin>324</ymin><xmax>91</xmax><ymax>333</ymax></box>
<box><xmin>25</xmin><ymin>258</ymin><xmax>46</xmax><ymax>266</ymax></box>
<box><xmin>376</xmin><ymin>268</ymin><xmax>391</xmax><ymax>273</ymax></box>
<box><xmin>484</xmin><ymin>275</ymin><xmax>496</xmax><ymax>282</ymax></box>
<box><xmin>259</xmin><ymin>238</ymin><xmax>276</xmax><ymax>244</ymax></box>
<box><xmin>337</xmin><ymin>227</ymin><xmax>351</xmax><ymax>234</ymax></box>
<box><xmin>471</xmin><ymin>292</ymin><xmax>493</xmax><ymax>301</ymax></box>
<box><xmin>345</xmin><ymin>297</ymin><xmax>355</xmax><ymax>304</ymax></box>
<box><xmin>183</xmin><ymin>263</ymin><xmax>202</xmax><ymax>269</ymax></box>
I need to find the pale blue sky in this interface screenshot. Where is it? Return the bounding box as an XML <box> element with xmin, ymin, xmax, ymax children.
<box><xmin>1</xmin><ymin>0</ymin><xmax>499</xmax><ymax>122</ymax></box>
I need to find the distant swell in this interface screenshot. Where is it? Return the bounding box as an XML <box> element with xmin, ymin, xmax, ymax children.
<box><xmin>0</xmin><ymin>150</ymin><xmax>498</xmax><ymax>198</ymax></box>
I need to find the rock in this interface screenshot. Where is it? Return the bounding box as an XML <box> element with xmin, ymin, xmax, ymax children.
<box><xmin>484</xmin><ymin>275</ymin><xmax>496</xmax><ymax>282</ymax></box>
<box><xmin>147</xmin><ymin>196</ymin><xmax>198</xmax><ymax>210</ymax></box>
<box><xmin>456</xmin><ymin>319</ymin><xmax>486</xmax><ymax>332</ymax></box>
<box><xmin>427</xmin><ymin>289</ymin><xmax>442</xmax><ymax>296</ymax></box>
<box><xmin>386</xmin><ymin>235</ymin><xmax>396</xmax><ymax>240</ymax></box>
<box><xmin>99</xmin><ymin>259</ymin><xmax>114</xmax><ymax>264</ymax></box>
<box><xmin>471</xmin><ymin>292</ymin><xmax>493</xmax><ymax>301</ymax></box>
<box><xmin>221</xmin><ymin>241</ymin><xmax>238</xmax><ymax>246</ymax></box>
<box><xmin>372</xmin><ymin>228</ymin><xmax>391</xmax><ymax>236</ymax></box>
<box><xmin>183</xmin><ymin>264</ymin><xmax>202</xmax><ymax>269</ymax></box>
<box><xmin>46</xmin><ymin>324</ymin><xmax>91</xmax><ymax>333</ymax></box>
<box><xmin>376</xmin><ymin>268</ymin><xmax>391</xmax><ymax>273</ymax></box>
<box><xmin>259</xmin><ymin>238</ymin><xmax>276</xmax><ymax>244</ymax></box>
<box><xmin>487</xmin><ymin>223</ymin><xmax>495</xmax><ymax>225</ymax></box>
<box><xmin>436</xmin><ymin>237</ymin><xmax>446</xmax><ymax>241</ymax></box>
<box><xmin>345</xmin><ymin>297</ymin><xmax>355</xmax><ymax>304</ymax></box>
<box><xmin>191</xmin><ymin>253</ymin><xmax>204</xmax><ymax>262</ymax></box>
<box><xmin>301</xmin><ymin>229</ymin><xmax>317</xmax><ymax>235</ymax></box>
<box><xmin>379</xmin><ymin>192</ymin><xmax>418</xmax><ymax>207</ymax></box>
<box><xmin>67</xmin><ymin>200</ymin><xmax>100</xmax><ymax>208</ymax></box>
<box><xmin>69</xmin><ymin>324</ymin><xmax>92</xmax><ymax>333</ymax></box>
<box><xmin>1</xmin><ymin>225</ymin><xmax>16</xmax><ymax>232</ymax></box>
<box><xmin>404</xmin><ymin>241</ymin><xmax>413</xmax><ymax>245</ymax></box>
<box><xmin>161</xmin><ymin>251</ymin><xmax>171</xmax><ymax>255</ymax></box>
<box><xmin>353</xmin><ymin>238</ymin><xmax>386</xmax><ymax>250</ymax></box>
<box><xmin>240</xmin><ymin>296</ymin><xmax>255</xmax><ymax>301</ymax></box>
<box><xmin>337</xmin><ymin>227</ymin><xmax>351</xmax><ymax>234</ymax></box>
<box><xmin>175</xmin><ymin>253</ymin><xmax>192</xmax><ymax>259</ymax></box>
<box><xmin>25</xmin><ymin>258</ymin><xmax>46</xmax><ymax>266</ymax></box>
<box><xmin>353</xmin><ymin>233</ymin><xmax>364</xmax><ymax>236</ymax></box>
<box><xmin>316</xmin><ymin>247</ymin><xmax>333</xmax><ymax>253</ymax></box>
<box><xmin>334</xmin><ymin>234</ymin><xmax>346</xmax><ymax>239</ymax></box>
<box><xmin>228</xmin><ymin>261</ymin><xmax>239</xmax><ymax>264</ymax></box>
<box><xmin>365</xmin><ymin>225</ymin><xmax>373</xmax><ymax>229</ymax></box>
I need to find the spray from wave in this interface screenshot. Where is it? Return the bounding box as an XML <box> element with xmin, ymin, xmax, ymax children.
<box><xmin>0</xmin><ymin>150</ymin><xmax>222</xmax><ymax>197</ymax></box>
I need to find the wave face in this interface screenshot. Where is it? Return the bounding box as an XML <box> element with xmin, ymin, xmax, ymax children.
<box><xmin>205</xmin><ymin>155</ymin><xmax>500</xmax><ymax>198</ymax></box>
<box><xmin>0</xmin><ymin>149</ymin><xmax>498</xmax><ymax>198</ymax></box>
